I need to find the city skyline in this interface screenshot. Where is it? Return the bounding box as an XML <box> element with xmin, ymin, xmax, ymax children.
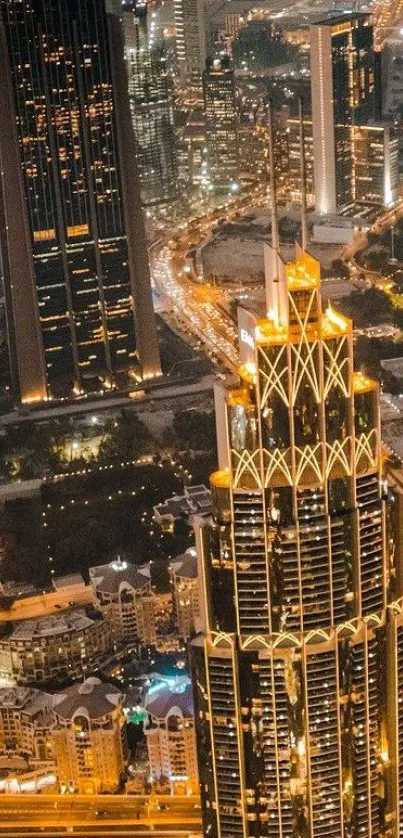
<box><xmin>2</xmin><ymin>0</ymin><xmax>403</xmax><ymax>834</ymax></box>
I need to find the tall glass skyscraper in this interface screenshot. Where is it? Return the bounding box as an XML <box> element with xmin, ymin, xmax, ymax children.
<box><xmin>0</xmin><ymin>0</ymin><xmax>160</xmax><ymax>402</ymax></box>
<box><xmin>123</xmin><ymin>0</ymin><xmax>177</xmax><ymax>210</ymax></box>
<box><xmin>174</xmin><ymin>0</ymin><xmax>206</xmax><ymax>83</ymax></box>
<box><xmin>192</xmin><ymin>243</ymin><xmax>403</xmax><ymax>836</ymax></box>
<box><xmin>203</xmin><ymin>55</ymin><xmax>239</xmax><ymax>190</ymax></box>
<box><xmin>311</xmin><ymin>13</ymin><xmax>380</xmax><ymax>214</ymax></box>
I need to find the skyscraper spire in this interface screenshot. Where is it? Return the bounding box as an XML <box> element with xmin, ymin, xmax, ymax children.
<box><xmin>299</xmin><ymin>96</ymin><xmax>309</xmax><ymax>252</ymax></box>
<box><xmin>267</xmin><ymin>98</ymin><xmax>280</xmax><ymax>258</ymax></box>
<box><xmin>264</xmin><ymin>99</ymin><xmax>287</xmax><ymax>325</ymax></box>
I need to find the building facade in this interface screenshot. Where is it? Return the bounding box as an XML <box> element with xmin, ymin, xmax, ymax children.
<box><xmin>0</xmin><ymin>608</ymin><xmax>112</xmax><ymax>685</ymax></box>
<box><xmin>192</xmin><ymin>242</ymin><xmax>403</xmax><ymax>837</ymax></box>
<box><xmin>0</xmin><ymin>0</ymin><xmax>160</xmax><ymax>402</ymax></box>
<box><xmin>123</xmin><ymin>1</ymin><xmax>177</xmax><ymax>210</ymax></box>
<box><xmin>170</xmin><ymin>549</ymin><xmax>201</xmax><ymax>639</ymax></box>
<box><xmin>354</xmin><ymin>122</ymin><xmax>399</xmax><ymax>206</ymax></box>
<box><xmin>310</xmin><ymin>13</ymin><xmax>380</xmax><ymax>214</ymax></box>
<box><xmin>203</xmin><ymin>55</ymin><xmax>239</xmax><ymax>190</ymax></box>
<box><xmin>52</xmin><ymin>677</ymin><xmax>127</xmax><ymax>793</ymax></box>
<box><xmin>89</xmin><ymin>556</ymin><xmax>157</xmax><ymax>646</ymax></box>
<box><xmin>144</xmin><ymin>675</ymin><xmax>198</xmax><ymax>794</ymax></box>
<box><xmin>286</xmin><ymin>114</ymin><xmax>315</xmax><ymax>207</ymax></box>
<box><xmin>0</xmin><ymin>687</ymin><xmax>54</xmax><ymax>767</ymax></box>
<box><xmin>174</xmin><ymin>0</ymin><xmax>206</xmax><ymax>83</ymax></box>
<box><xmin>176</xmin><ymin>106</ymin><xmax>207</xmax><ymax>188</ymax></box>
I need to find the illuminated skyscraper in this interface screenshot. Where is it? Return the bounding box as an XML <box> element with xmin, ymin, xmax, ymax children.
<box><xmin>174</xmin><ymin>0</ymin><xmax>206</xmax><ymax>83</ymax></box>
<box><xmin>310</xmin><ymin>13</ymin><xmax>380</xmax><ymax>214</ymax></box>
<box><xmin>192</xmin><ymin>240</ymin><xmax>403</xmax><ymax>836</ymax></box>
<box><xmin>0</xmin><ymin>0</ymin><xmax>160</xmax><ymax>402</ymax></box>
<box><xmin>123</xmin><ymin>0</ymin><xmax>177</xmax><ymax>210</ymax></box>
<box><xmin>203</xmin><ymin>55</ymin><xmax>239</xmax><ymax>190</ymax></box>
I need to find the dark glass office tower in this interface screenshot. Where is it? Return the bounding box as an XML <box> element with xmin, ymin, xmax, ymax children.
<box><xmin>311</xmin><ymin>13</ymin><xmax>379</xmax><ymax>214</ymax></box>
<box><xmin>203</xmin><ymin>55</ymin><xmax>239</xmax><ymax>190</ymax></box>
<box><xmin>0</xmin><ymin>0</ymin><xmax>160</xmax><ymax>402</ymax></box>
<box><xmin>192</xmin><ymin>244</ymin><xmax>403</xmax><ymax>837</ymax></box>
<box><xmin>122</xmin><ymin>0</ymin><xmax>177</xmax><ymax>210</ymax></box>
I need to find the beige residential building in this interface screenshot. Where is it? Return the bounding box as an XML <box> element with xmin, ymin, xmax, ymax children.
<box><xmin>144</xmin><ymin>676</ymin><xmax>198</xmax><ymax>794</ymax></box>
<box><xmin>89</xmin><ymin>555</ymin><xmax>156</xmax><ymax>646</ymax></box>
<box><xmin>170</xmin><ymin>549</ymin><xmax>201</xmax><ymax>639</ymax></box>
<box><xmin>0</xmin><ymin>687</ymin><xmax>54</xmax><ymax>768</ymax></box>
<box><xmin>51</xmin><ymin>678</ymin><xmax>127</xmax><ymax>793</ymax></box>
<box><xmin>0</xmin><ymin>608</ymin><xmax>112</xmax><ymax>685</ymax></box>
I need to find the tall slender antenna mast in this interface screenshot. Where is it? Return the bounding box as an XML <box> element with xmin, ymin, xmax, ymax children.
<box><xmin>267</xmin><ymin>98</ymin><xmax>279</xmax><ymax>263</ymax></box>
<box><xmin>299</xmin><ymin>95</ymin><xmax>308</xmax><ymax>252</ymax></box>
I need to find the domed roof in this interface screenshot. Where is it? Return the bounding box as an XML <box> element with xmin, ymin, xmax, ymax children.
<box><xmin>53</xmin><ymin>677</ymin><xmax>122</xmax><ymax>720</ymax></box>
<box><xmin>89</xmin><ymin>556</ymin><xmax>151</xmax><ymax>594</ymax></box>
<box><xmin>144</xmin><ymin>676</ymin><xmax>194</xmax><ymax>721</ymax></box>
<box><xmin>170</xmin><ymin>549</ymin><xmax>198</xmax><ymax>580</ymax></box>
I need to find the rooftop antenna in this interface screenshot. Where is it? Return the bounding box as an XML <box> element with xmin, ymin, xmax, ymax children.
<box><xmin>299</xmin><ymin>96</ymin><xmax>308</xmax><ymax>252</ymax></box>
<box><xmin>267</xmin><ymin>98</ymin><xmax>280</xmax><ymax>267</ymax></box>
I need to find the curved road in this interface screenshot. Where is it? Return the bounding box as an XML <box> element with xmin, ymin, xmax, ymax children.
<box><xmin>150</xmin><ymin>184</ymin><xmax>268</xmax><ymax>372</ymax></box>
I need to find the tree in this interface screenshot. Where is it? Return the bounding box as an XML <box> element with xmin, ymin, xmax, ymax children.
<box><xmin>329</xmin><ymin>258</ymin><xmax>349</xmax><ymax>278</ymax></box>
<box><xmin>339</xmin><ymin>288</ymin><xmax>394</xmax><ymax>327</ymax></box>
<box><xmin>98</xmin><ymin>410</ymin><xmax>154</xmax><ymax>461</ymax></box>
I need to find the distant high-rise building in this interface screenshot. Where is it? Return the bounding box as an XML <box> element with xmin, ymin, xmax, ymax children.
<box><xmin>203</xmin><ymin>55</ymin><xmax>239</xmax><ymax>189</ymax></box>
<box><xmin>174</xmin><ymin>0</ymin><xmax>206</xmax><ymax>83</ymax></box>
<box><xmin>284</xmin><ymin>87</ymin><xmax>315</xmax><ymax>207</ymax></box>
<box><xmin>123</xmin><ymin>1</ymin><xmax>177</xmax><ymax>210</ymax></box>
<box><xmin>286</xmin><ymin>113</ymin><xmax>315</xmax><ymax>206</ymax></box>
<box><xmin>382</xmin><ymin>38</ymin><xmax>403</xmax><ymax>119</ymax></box>
<box><xmin>354</xmin><ymin>121</ymin><xmax>399</xmax><ymax>206</ymax></box>
<box><xmin>191</xmin><ymin>239</ymin><xmax>403</xmax><ymax>837</ymax></box>
<box><xmin>310</xmin><ymin>13</ymin><xmax>380</xmax><ymax>214</ymax></box>
<box><xmin>0</xmin><ymin>0</ymin><xmax>160</xmax><ymax>403</ymax></box>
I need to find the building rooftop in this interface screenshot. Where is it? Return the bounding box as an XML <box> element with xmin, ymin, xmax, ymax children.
<box><xmin>8</xmin><ymin>608</ymin><xmax>98</xmax><ymax>642</ymax></box>
<box><xmin>154</xmin><ymin>484</ymin><xmax>211</xmax><ymax>523</ymax></box>
<box><xmin>312</xmin><ymin>12</ymin><xmax>371</xmax><ymax>27</ymax></box>
<box><xmin>89</xmin><ymin>556</ymin><xmax>151</xmax><ymax>594</ymax></box>
<box><xmin>144</xmin><ymin>675</ymin><xmax>194</xmax><ymax>720</ymax></box>
<box><xmin>0</xmin><ymin>581</ymin><xmax>37</xmax><ymax>599</ymax></box>
<box><xmin>53</xmin><ymin>677</ymin><xmax>122</xmax><ymax>720</ymax></box>
<box><xmin>0</xmin><ymin>686</ymin><xmax>50</xmax><ymax>711</ymax></box>
<box><xmin>170</xmin><ymin>549</ymin><xmax>198</xmax><ymax>580</ymax></box>
<box><xmin>0</xmin><ymin>686</ymin><xmax>54</xmax><ymax>727</ymax></box>
<box><xmin>52</xmin><ymin>574</ymin><xmax>85</xmax><ymax>590</ymax></box>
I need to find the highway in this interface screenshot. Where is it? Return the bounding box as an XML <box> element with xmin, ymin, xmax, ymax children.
<box><xmin>0</xmin><ymin>582</ymin><xmax>93</xmax><ymax>623</ymax></box>
<box><xmin>151</xmin><ymin>184</ymin><xmax>268</xmax><ymax>372</ymax></box>
<box><xmin>0</xmin><ymin>374</ymin><xmax>216</xmax><ymax>427</ymax></box>
<box><xmin>0</xmin><ymin>794</ymin><xmax>202</xmax><ymax>837</ymax></box>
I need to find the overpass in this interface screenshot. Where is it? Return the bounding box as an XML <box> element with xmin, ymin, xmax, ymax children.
<box><xmin>0</xmin><ymin>793</ymin><xmax>202</xmax><ymax>837</ymax></box>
